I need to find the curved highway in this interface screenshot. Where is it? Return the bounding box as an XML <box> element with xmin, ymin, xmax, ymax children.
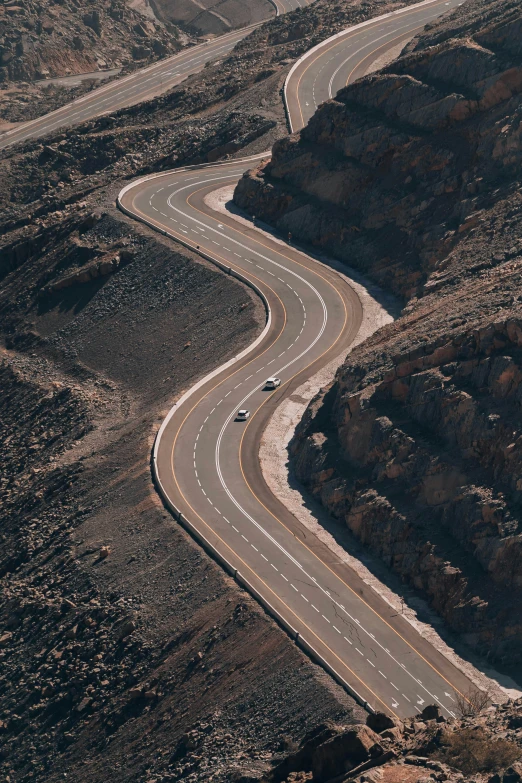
<box><xmin>120</xmin><ymin>155</ymin><xmax>473</xmax><ymax>722</ymax></box>
<box><xmin>285</xmin><ymin>0</ymin><xmax>464</xmax><ymax>131</ymax></box>
<box><xmin>0</xmin><ymin>0</ymin><xmax>308</xmax><ymax>151</ymax></box>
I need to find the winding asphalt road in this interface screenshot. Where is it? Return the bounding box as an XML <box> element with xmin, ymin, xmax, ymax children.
<box><xmin>0</xmin><ymin>0</ymin><xmax>308</xmax><ymax>151</ymax></box>
<box><xmin>12</xmin><ymin>0</ymin><xmax>475</xmax><ymax>717</ymax></box>
<box><xmin>120</xmin><ymin>49</ymin><xmax>474</xmax><ymax>718</ymax></box>
<box><xmin>118</xmin><ymin>0</ymin><xmax>475</xmax><ymax>721</ymax></box>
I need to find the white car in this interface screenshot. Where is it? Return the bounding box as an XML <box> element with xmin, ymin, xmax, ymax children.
<box><xmin>264</xmin><ymin>377</ymin><xmax>281</xmax><ymax>390</ymax></box>
<box><xmin>236</xmin><ymin>409</ymin><xmax>250</xmax><ymax>421</ymax></box>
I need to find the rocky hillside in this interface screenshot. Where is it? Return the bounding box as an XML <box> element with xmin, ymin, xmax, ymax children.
<box><xmin>259</xmin><ymin>700</ymin><xmax>522</xmax><ymax>782</ymax></box>
<box><xmin>234</xmin><ymin>0</ymin><xmax>522</xmax><ymax>665</ymax></box>
<box><xmin>0</xmin><ymin>0</ymin><xmax>183</xmax><ymax>84</ymax></box>
<box><xmin>153</xmin><ymin>0</ymin><xmax>275</xmax><ymax>37</ymax></box>
<box><xmin>0</xmin><ymin>0</ymin><xmax>423</xmax><ymax>223</ymax></box>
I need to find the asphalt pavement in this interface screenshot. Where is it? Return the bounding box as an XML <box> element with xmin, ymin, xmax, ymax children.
<box><xmin>285</xmin><ymin>0</ymin><xmax>465</xmax><ymax>131</ymax></box>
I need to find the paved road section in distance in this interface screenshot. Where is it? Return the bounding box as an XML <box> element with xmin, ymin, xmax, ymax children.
<box><xmin>285</xmin><ymin>0</ymin><xmax>465</xmax><ymax>131</ymax></box>
<box><xmin>0</xmin><ymin>0</ymin><xmax>308</xmax><ymax>151</ymax></box>
<box><xmin>120</xmin><ymin>154</ymin><xmax>475</xmax><ymax>719</ymax></box>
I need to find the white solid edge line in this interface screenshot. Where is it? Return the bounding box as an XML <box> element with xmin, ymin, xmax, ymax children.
<box><xmin>118</xmin><ymin>153</ymin><xmax>270</xmax><ymax>199</ymax></box>
<box><xmin>283</xmin><ymin>0</ymin><xmax>453</xmax><ymax>132</ymax></box>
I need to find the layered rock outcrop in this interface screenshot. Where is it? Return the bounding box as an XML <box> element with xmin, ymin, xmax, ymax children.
<box><xmin>291</xmin><ymin>313</ymin><xmax>522</xmax><ymax>661</ymax></box>
<box><xmin>235</xmin><ymin>0</ymin><xmax>522</xmax><ymax>664</ymax></box>
<box><xmin>234</xmin><ymin>0</ymin><xmax>522</xmax><ymax>299</ymax></box>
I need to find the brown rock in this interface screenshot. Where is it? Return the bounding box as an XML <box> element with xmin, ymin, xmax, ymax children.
<box><xmin>420</xmin><ymin>705</ymin><xmax>442</xmax><ymax>721</ymax></box>
<box><xmin>311</xmin><ymin>724</ymin><xmax>381</xmax><ymax>781</ymax></box>
<box><xmin>0</xmin><ymin>632</ymin><xmax>13</xmax><ymax>647</ymax></box>
<box><xmin>366</xmin><ymin>712</ymin><xmax>403</xmax><ymax>734</ymax></box>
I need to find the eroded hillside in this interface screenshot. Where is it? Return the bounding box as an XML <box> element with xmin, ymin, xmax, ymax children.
<box><xmin>234</xmin><ymin>0</ymin><xmax>522</xmax><ymax>665</ymax></box>
<box><xmin>0</xmin><ymin>0</ymin><xmax>183</xmax><ymax>84</ymax></box>
<box><xmin>153</xmin><ymin>0</ymin><xmax>275</xmax><ymax>37</ymax></box>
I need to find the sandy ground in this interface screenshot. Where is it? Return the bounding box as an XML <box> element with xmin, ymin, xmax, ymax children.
<box><xmin>205</xmin><ymin>183</ymin><xmax>522</xmax><ymax>703</ymax></box>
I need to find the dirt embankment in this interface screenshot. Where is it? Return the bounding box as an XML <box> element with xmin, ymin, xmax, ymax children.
<box><xmin>152</xmin><ymin>0</ymin><xmax>275</xmax><ymax>37</ymax></box>
<box><xmin>234</xmin><ymin>0</ymin><xmax>522</xmax><ymax>666</ymax></box>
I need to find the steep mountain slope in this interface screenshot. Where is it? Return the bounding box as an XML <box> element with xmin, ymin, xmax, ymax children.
<box><xmin>0</xmin><ymin>0</ymin><xmax>183</xmax><ymax>84</ymax></box>
<box><xmin>234</xmin><ymin>0</ymin><xmax>522</xmax><ymax>665</ymax></box>
<box><xmin>261</xmin><ymin>700</ymin><xmax>522</xmax><ymax>783</ymax></box>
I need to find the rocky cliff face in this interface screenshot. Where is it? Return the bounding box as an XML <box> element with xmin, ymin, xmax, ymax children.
<box><xmin>291</xmin><ymin>307</ymin><xmax>522</xmax><ymax>663</ymax></box>
<box><xmin>235</xmin><ymin>0</ymin><xmax>522</xmax><ymax>664</ymax></box>
<box><xmin>0</xmin><ymin>0</ymin><xmax>182</xmax><ymax>84</ymax></box>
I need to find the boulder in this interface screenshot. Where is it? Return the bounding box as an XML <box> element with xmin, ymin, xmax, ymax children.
<box><xmin>311</xmin><ymin>724</ymin><xmax>381</xmax><ymax>782</ymax></box>
<box><xmin>367</xmin><ymin>712</ymin><xmax>403</xmax><ymax>734</ymax></box>
<box><xmin>420</xmin><ymin>705</ymin><xmax>442</xmax><ymax>721</ymax></box>
<box><xmin>503</xmin><ymin>764</ymin><xmax>522</xmax><ymax>783</ymax></box>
